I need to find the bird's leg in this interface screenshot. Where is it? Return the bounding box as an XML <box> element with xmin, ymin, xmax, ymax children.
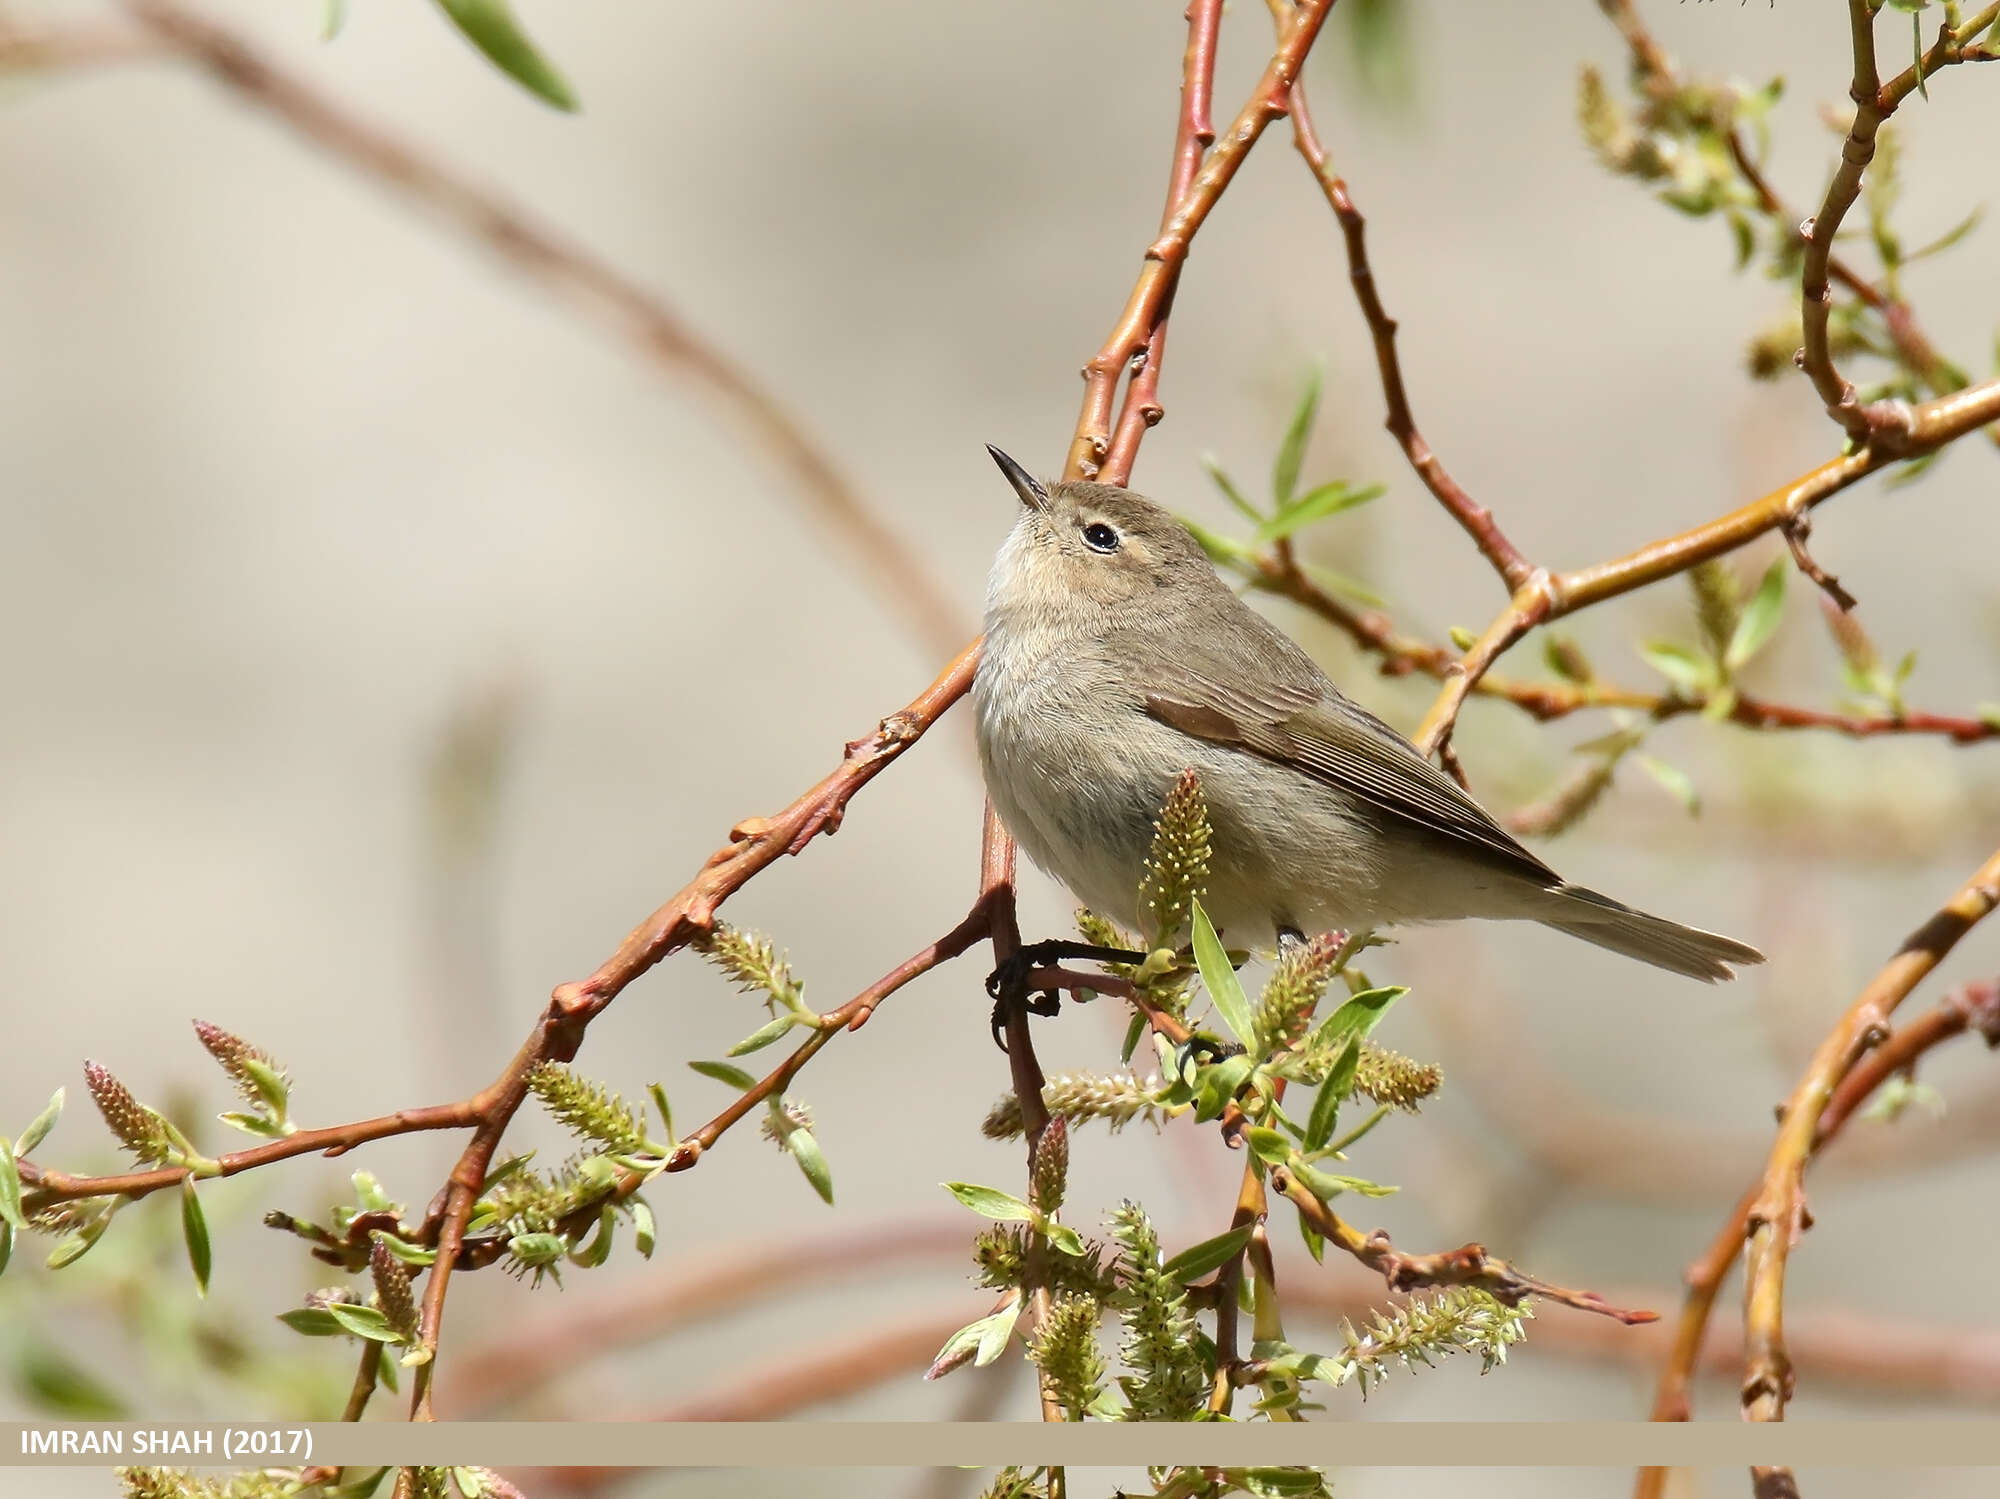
<box><xmin>985</xmin><ymin>938</ymin><xmax>1150</xmax><ymax>1051</ymax></box>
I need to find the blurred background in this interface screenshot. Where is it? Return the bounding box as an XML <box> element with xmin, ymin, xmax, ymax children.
<box><xmin>2</xmin><ymin>1</ymin><xmax>1997</xmax><ymax>1496</ymax></box>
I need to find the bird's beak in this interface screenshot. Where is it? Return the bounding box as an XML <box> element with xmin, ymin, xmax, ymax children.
<box><xmin>986</xmin><ymin>445</ymin><xmax>1049</xmax><ymax>514</ymax></box>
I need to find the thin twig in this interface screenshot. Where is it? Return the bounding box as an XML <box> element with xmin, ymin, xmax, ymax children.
<box><xmin>1273</xmin><ymin>0</ymin><xmax>1532</xmax><ymax>592</ymax></box>
<box><xmin>1268</xmin><ymin>1167</ymin><xmax>1658</xmax><ymax>1325</ymax></box>
<box><xmin>1741</xmin><ymin>854</ymin><xmax>2000</xmax><ymax>1426</ymax></box>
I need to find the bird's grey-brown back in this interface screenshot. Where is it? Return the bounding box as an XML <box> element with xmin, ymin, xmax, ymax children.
<box><xmin>972</xmin><ymin>451</ymin><xmax>1764</xmax><ymax>978</ymax></box>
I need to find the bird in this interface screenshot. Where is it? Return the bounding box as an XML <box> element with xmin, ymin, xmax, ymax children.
<box><xmin>971</xmin><ymin>445</ymin><xmax>1765</xmax><ymax>983</ymax></box>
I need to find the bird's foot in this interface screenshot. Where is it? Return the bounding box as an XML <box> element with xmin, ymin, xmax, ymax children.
<box><xmin>985</xmin><ymin>938</ymin><xmax>1150</xmax><ymax>1051</ymax></box>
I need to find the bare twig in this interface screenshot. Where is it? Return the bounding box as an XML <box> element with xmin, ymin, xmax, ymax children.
<box><xmin>1065</xmin><ymin>0</ymin><xmax>1334</xmax><ymax>482</ymax></box>
<box><xmin>1268</xmin><ymin>1167</ymin><xmax>1658</xmax><ymax>1325</ymax></box>
<box><xmin>1742</xmin><ymin>857</ymin><xmax>2000</xmax><ymax>1425</ymax></box>
<box><xmin>1272</xmin><ymin>0</ymin><xmax>1532</xmax><ymax>593</ymax></box>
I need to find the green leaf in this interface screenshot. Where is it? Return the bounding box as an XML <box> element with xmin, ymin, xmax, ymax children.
<box><xmin>1241</xmin><ymin>1469</ymin><xmax>1332</xmax><ymax>1498</ymax></box>
<box><xmin>1725</xmin><ymin>557</ymin><xmax>1788</xmax><ymax>672</ymax></box>
<box><xmin>1191</xmin><ymin>900</ymin><xmax>1255</xmax><ymax>1047</ymax></box>
<box><xmin>1977</xmin><ymin>703</ymin><xmax>2000</xmax><ymax>730</ymax></box>
<box><xmin>1159</xmin><ymin>1222</ymin><xmax>1256</xmax><ymax>1284</ymax></box>
<box><xmin>1245</xmin><ymin>1126</ymin><xmax>1293</xmax><ymax>1165</ymax></box>
<box><xmin>631</xmin><ymin>1198</ymin><xmax>657</xmax><ymax>1259</ymax></box>
<box><xmin>0</xmin><ymin>1139</ymin><xmax>24</xmax><ymax>1233</ymax></box>
<box><xmin>648</xmin><ymin>1082</ymin><xmax>675</xmax><ymax>1147</ymax></box>
<box><xmin>321</xmin><ymin>0</ymin><xmax>350</xmax><ymax>42</ymax></box>
<box><xmin>431</xmin><ymin>0</ymin><xmax>579</xmax><ymax>111</ymax></box>
<box><xmin>1448</xmin><ymin>625</ymin><xmax>1477</xmax><ymax>650</ymax></box>
<box><xmin>15</xmin><ymin>1340</ymin><xmax>127</xmax><ymax>1418</ymax></box>
<box><xmin>1295</xmin><ymin>1208</ymin><xmax>1324</xmax><ymax>1264</ymax></box>
<box><xmin>278</xmin><ymin>1307</ymin><xmax>349</xmax><ymax>1337</ymax></box>
<box><xmin>786</xmin><ymin>1127</ymin><xmax>834</xmax><ymax>1205</ymax></box>
<box><xmin>1191</xmin><ymin>1052</ymin><xmax>1255</xmax><ymax>1123</ymax></box>
<box><xmin>1181</xmin><ymin>515</ymin><xmax>1257</xmax><ymax>566</ymax></box>
<box><xmin>726</xmin><ymin>1013</ymin><xmax>801</xmax><ymax>1057</ymax></box>
<box><xmin>238</xmin><ymin>1058</ymin><xmax>291</xmax><ymax>1122</ymax></box>
<box><xmin>1307</xmin><ymin>985</ymin><xmax>1407</xmax><ymax>1061</ymax></box>
<box><xmin>1203</xmin><ymin>454</ymin><xmax>1264</xmax><ymax>523</ymax></box>
<box><xmin>688</xmin><ymin>1059</ymin><xmax>759</xmax><ymax>1091</ymax></box>
<box><xmin>1291</xmin><ymin>1160</ymin><xmax>1397</xmax><ymax>1202</ymax></box>
<box><xmin>218</xmin><ymin>1112</ymin><xmax>287</xmax><ymax>1139</ymax></box>
<box><xmin>1303</xmin><ymin>1052</ymin><xmax>1349</xmax><ymax>1152</ymax></box>
<box><xmin>1639</xmin><ymin>640</ymin><xmax>1715</xmax><ymax>696</ymax></box>
<box><xmin>1119</xmin><ymin>1009</ymin><xmax>1146</xmax><ymax>1065</ymax></box>
<box><xmin>1272</xmin><ymin>367</ymin><xmax>1323</xmax><ymax>505</ymax></box>
<box><xmin>16</xmin><ymin>1089</ymin><xmax>64</xmax><ymax>1157</ymax></box>
<box><xmin>972</xmin><ymin>1303</ymin><xmax>1022</xmax><ymax>1366</ymax></box>
<box><xmin>370</xmin><ymin>1235</ymin><xmax>438</xmax><ymax>1267</ymax></box>
<box><xmin>1256</xmin><ymin>482</ymin><xmax>1385</xmax><ymax>545</ymax></box>
<box><xmin>942</xmin><ymin>1182</ymin><xmax>1034</xmax><ymax>1221</ymax></box>
<box><xmin>1727</xmin><ymin>210</ymin><xmax>1756</xmax><ymax>270</ymax></box>
<box><xmin>327</xmin><ymin>1302</ymin><xmax>404</xmax><ymax>1343</ymax></box>
<box><xmin>1905</xmin><ymin>205</ymin><xmax>1982</xmax><ymax>263</ymax></box>
<box><xmin>453</xmin><ymin>1469</ymin><xmax>484</xmax><ymax>1499</ymax></box>
<box><xmin>179</xmin><ymin>1177</ymin><xmax>211</xmax><ymax>1298</ymax></box>
<box><xmin>1636</xmin><ymin>754</ymin><xmax>1701</xmax><ymax>816</ymax></box>
<box><xmin>1043</xmin><ymin>1221</ymin><xmax>1088</xmax><ymax>1258</ymax></box>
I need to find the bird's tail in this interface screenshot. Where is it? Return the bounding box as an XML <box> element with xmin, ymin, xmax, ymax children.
<box><xmin>1533</xmin><ymin>883</ymin><xmax>1765</xmax><ymax>983</ymax></box>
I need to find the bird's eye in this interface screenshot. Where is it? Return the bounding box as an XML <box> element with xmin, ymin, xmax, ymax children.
<box><xmin>1081</xmin><ymin>521</ymin><xmax>1120</xmax><ymax>553</ymax></box>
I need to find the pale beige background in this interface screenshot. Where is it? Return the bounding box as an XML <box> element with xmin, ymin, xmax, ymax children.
<box><xmin>2</xmin><ymin>1</ymin><xmax>1997</xmax><ymax>1496</ymax></box>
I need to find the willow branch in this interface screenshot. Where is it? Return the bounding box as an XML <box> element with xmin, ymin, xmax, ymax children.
<box><xmin>1065</xmin><ymin>0</ymin><xmax>1334</xmax><ymax>482</ymax></box>
<box><xmin>1740</xmin><ymin>851</ymin><xmax>2000</xmax><ymax>1426</ymax></box>
<box><xmin>1410</xmin><ymin>376</ymin><xmax>2000</xmax><ymax>754</ymax></box>
<box><xmin>1252</xmin><ymin>551</ymin><xmax>1999</xmax><ymax>745</ymax></box>
<box><xmin>1268</xmin><ymin>1166</ymin><xmax>1657</xmax><ymax>1324</ymax></box>
<box><xmin>104</xmin><ymin>0</ymin><xmax>969</xmax><ymax>658</ymax></box>
<box><xmin>1272</xmin><ymin>0</ymin><xmax>1531</xmax><ymax>592</ymax></box>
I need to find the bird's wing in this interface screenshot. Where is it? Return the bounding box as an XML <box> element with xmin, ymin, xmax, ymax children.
<box><xmin>1131</xmin><ymin>619</ymin><xmax>1560</xmax><ymax>886</ymax></box>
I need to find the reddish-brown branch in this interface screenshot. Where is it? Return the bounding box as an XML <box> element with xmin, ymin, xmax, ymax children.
<box><xmin>0</xmin><ymin>18</ymin><xmax>164</xmax><ymax>69</ymax></box>
<box><xmin>1410</xmin><ymin>376</ymin><xmax>2000</xmax><ymax>754</ymax></box>
<box><xmin>1741</xmin><ymin>857</ymin><xmax>2000</xmax><ymax>1426</ymax></box>
<box><xmin>1065</xmin><ymin>0</ymin><xmax>1334</xmax><ymax>482</ymax></box>
<box><xmin>104</xmin><ymin>0</ymin><xmax>970</xmax><ymax>658</ymax></box>
<box><xmin>1252</xmin><ymin>552</ymin><xmax>1999</xmax><ymax>744</ymax></box>
<box><xmin>1268</xmin><ymin>1166</ymin><xmax>1657</xmax><ymax>1325</ymax></box>
<box><xmin>1635</xmin><ymin>974</ymin><xmax>2000</xmax><ymax>1499</ymax></box>
<box><xmin>1274</xmin><ymin>13</ymin><xmax>1532</xmax><ymax>593</ymax></box>
<box><xmin>1099</xmin><ymin>0</ymin><xmax>1226</xmax><ymax>487</ymax></box>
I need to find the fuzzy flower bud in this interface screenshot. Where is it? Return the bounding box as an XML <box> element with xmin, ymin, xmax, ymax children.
<box><xmin>1029</xmin><ymin>1116</ymin><xmax>1068</xmax><ymax>1215</ymax></box>
<box><xmin>84</xmin><ymin>1061</ymin><xmax>171</xmax><ymax>1164</ymax></box>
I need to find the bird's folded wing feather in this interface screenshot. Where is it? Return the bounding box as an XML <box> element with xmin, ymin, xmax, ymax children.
<box><xmin>1139</xmin><ymin>665</ymin><xmax>1561</xmax><ymax>888</ymax></box>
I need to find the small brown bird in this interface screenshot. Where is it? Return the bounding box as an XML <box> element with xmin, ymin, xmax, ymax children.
<box><xmin>972</xmin><ymin>446</ymin><xmax>1765</xmax><ymax>981</ymax></box>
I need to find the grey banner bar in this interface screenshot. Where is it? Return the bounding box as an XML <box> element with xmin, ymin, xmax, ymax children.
<box><xmin>6</xmin><ymin>1422</ymin><xmax>2000</xmax><ymax>1468</ymax></box>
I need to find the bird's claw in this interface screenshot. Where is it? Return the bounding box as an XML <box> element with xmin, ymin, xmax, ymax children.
<box><xmin>984</xmin><ymin>938</ymin><xmax>1148</xmax><ymax>1051</ymax></box>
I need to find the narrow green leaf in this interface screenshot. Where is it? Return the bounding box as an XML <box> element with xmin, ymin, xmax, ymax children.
<box><xmin>942</xmin><ymin>1182</ymin><xmax>1034</xmax><ymax>1221</ymax></box>
<box><xmin>238</xmin><ymin>1058</ymin><xmax>291</xmax><ymax>1121</ymax></box>
<box><xmin>370</xmin><ymin>1236</ymin><xmax>437</xmax><ymax>1268</ymax></box>
<box><xmin>1977</xmin><ymin>703</ymin><xmax>2000</xmax><ymax>730</ymax></box>
<box><xmin>1203</xmin><ymin>454</ymin><xmax>1264</xmax><ymax>523</ymax></box>
<box><xmin>277</xmin><ymin>1307</ymin><xmax>349</xmax><ymax>1337</ymax></box>
<box><xmin>1181</xmin><ymin>515</ymin><xmax>1257</xmax><ymax>566</ymax></box>
<box><xmin>16</xmin><ymin>1089</ymin><xmax>64</xmax><ymax>1156</ymax></box>
<box><xmin>431</xmin><ymin>0</ymin><xmax>579</xmax><ymax>111</ymax></box>
<box><xmin>648</xmin><ymin>1082</ymin><xmax>675</xmax><ymax>1147</ymax></box>
<box><xmin>1191</xmin><ymin>1052</ymin><xmax>1255</xmax><ymax>1123</ymax></box>
<box><xmin>1244</xmin><ymin>1126</ymin><xmax>1293</xmax><ymax>1165</ymax></box>
<box><xmin>321</xmin><ymin>0</ymin><xmax>350</xmax><ymax>42</ymax></box>
<box><xmin>688</xmin><ymin>1059</ymin><xmax>759</xmax><ymax>1091</ymax></box>
<box><xmin>1295</xmin><ymin>1208</ymin><xmax>1324</xmax><ymax>1264</ymax></box>
<box><xmin>1190</xmin><ymin>900</ymin><xmax>1255</xmax><ymax>1047</ymax></box>
<box><xmin>1043</xmin><ymin>1221</ymin><xmax>1088</xmax><ymax>1258</ymax></box>
<box><xmin>1272</xmin><ymin>368</ymin><xmax>1323</xmax><ymax>505</ymax></box>
<box><xmin>974</xmin><ymin>1304</ymin><xmax>1020</xmax><ymax>1366</ymax></box>
<box><xmin>0</xmin><ymin>1221</ymin><xmax>12</xmax><ymax>1278</ymax></box>
<box><xmin>453</xmin><ymin>1469</ymin><xmax>484</xmax><ymax>1499</ymax></box>
<box><xmin>1306</xmin><ymin>985</ymin><xmax>1407</xmax><ymax>1060</ymax></box>
<box><xmin>1320</xmin><ymin>1034</ymin><xmax>1364</xmax><ymax>1104</ymax></box>
<box><xmin>218</xmin><ymin>1112</ymin><xmax>286</xmax><ymax>1139</ymax></box>
<box><xmin>726</xmin><ymin>1013</ymin><xmax>800</xmax><ymax>1057</ymax></box>
<box><xmin>1636</xmin><ymin>754</ymin><xmax>1701</xmax><ymax>816</ymax></box>
<box><xmin>1303</xmin><ymin>1056</ymin><xmax>1348</xmax><ymax>1152</ymax></box>
<box><xmin>786</xmin><ymin>1128</ymin><xmax>834</xmax><ymax>1205</ymax></box>
<box><xmin>327</xmin><ymin>1302</ymin><xmax>403</xmax><ymax>1343</ymax></box>
<box><xmin>1639</xmin><ymin>640</ymin><xmax>1715</xmax><ymax>696</ymax></box>
<box><xmin>1119</xmin><ymin>1009</ymin><xmax>1146</xmax><ymax>1065</ymax></box>
<box><xmin>1905</xmin><ymin>205</ymin><xmax>1982</xmax><ymax>263</ymax></box>
<box><xmin>1256</xmin><ymin>481</ymin><xmax>1385</xmax><ymax>545</ymax></box>
<box><xmin>1241</xmin><ymin>1469</ymin><xmax>1331</xmax><ymax>1498</ymax></box>
<box><xmin>1725</xmin><ymin>558</ymin><xmax>1788</xmax><ymax>672</ymax></box>
<box><xmin>179</xmin><ymin>1177</ymin><xmax>211</xmax><ymax>1298</ymax></box>
<box><xmin>1159</xmin><ymin>1222</ymin><xmax>1256</xmax><ymax>1285</ymax></box>
<box><xmin>0</xmin><ymin>1139</ymin><xmax>24</xmax><ymax>1233</ymax></box>
<box><xmin>631</xmin><ymin>1198</ymin><xmax>657</xmax><ymax>1259</ymax></box>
